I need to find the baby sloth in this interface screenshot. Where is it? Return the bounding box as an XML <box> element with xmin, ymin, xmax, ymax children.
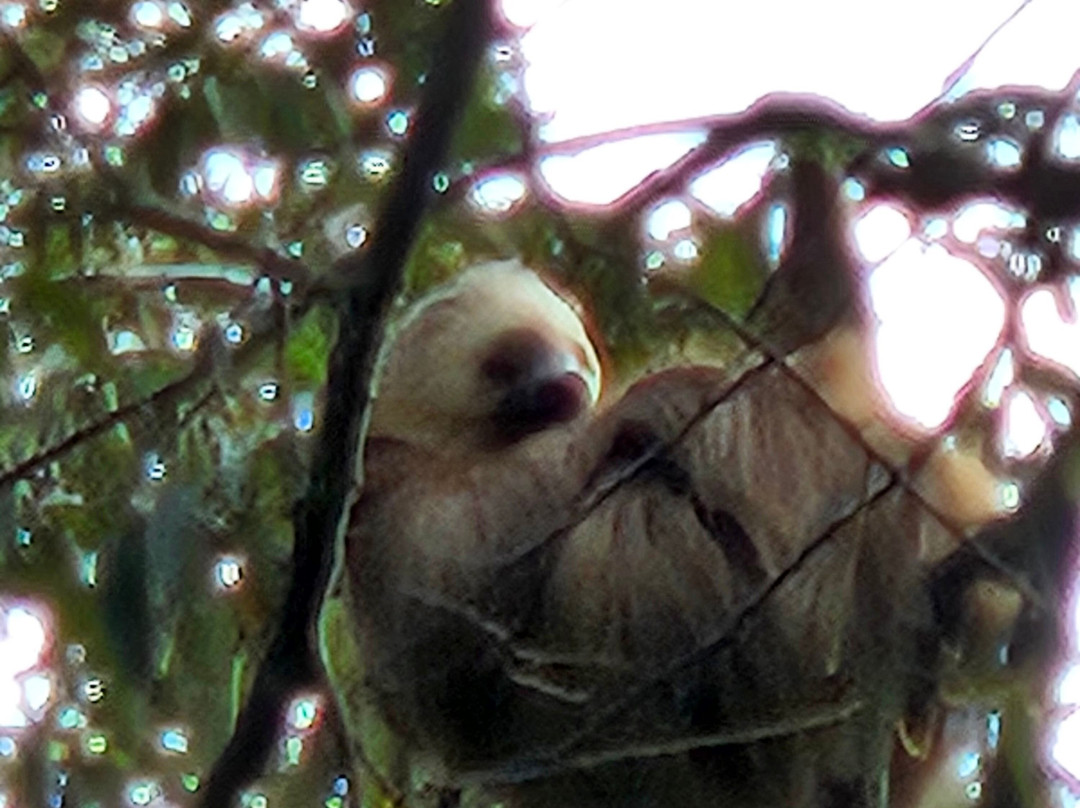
<box><xmin>332</xmin><ymin>260</ymin><xmax>943</xmax><ymax>808</ymax></box>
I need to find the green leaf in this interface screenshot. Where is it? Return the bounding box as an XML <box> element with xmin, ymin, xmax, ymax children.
<box><xmin>43</xmin><ymin>222</ymin><xmax>78</xmax><ymax>279</ymax></box>
<box><xmin>19</xmin><ymin>27</ymin><xmax>66</xmax><ymax>73</ymax></box>
<box><xmin>689</xmin><ymin>224</ymin><xmax>766</xmax><ymax>320</ymax></box>
<box><xmin>284</xmin><ymin>306</ymin><xmax>337</xmax><ymax>386</ymax></box>
<box><xmin>12</xmin><ymin>271</ymin><xmax>107</xmax><ymax>372</ymax></box>
<box><xmin>449</xmin><ymin>68</ymin><xmax>523</xmax><ymax>164</ymax></box>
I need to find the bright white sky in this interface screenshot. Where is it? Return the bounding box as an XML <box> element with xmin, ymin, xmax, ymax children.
<box><xmin>0</xmin><ymin>604</ymin><xmax>51</xmax><ymax>735</ymax></box>
<box><xmin>509</xmin><ymin>0</ymin><xmax>1080</xmax><ymax>203</ymax></box>
<box><xmin>519</xmin><ymin>0</ymin><xmax>1007</xmax><ymax>137</ymax></box>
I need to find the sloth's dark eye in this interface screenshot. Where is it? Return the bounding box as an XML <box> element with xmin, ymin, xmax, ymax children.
<box><xmin>481</xmin><ymin>328</ymin><xmax>589</xmax><ymax>442</ymax></box>
<box><xmin>479</xmin><ymin>328</ymin><xmax>551</xmax><ymax>386</ymax></box>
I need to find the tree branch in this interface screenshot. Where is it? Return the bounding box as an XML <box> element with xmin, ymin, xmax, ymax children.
<box><xmin>196</xmin><ymin>1</ymin><xmax>496</xmax><ymax>804</ymax></box>
<box><xmin>442</xmin><ymin>81</ymin><xmax>1080</xmax><ymax>223</ymax></box>
<box><xmin>0</xmin><ymin>363</ymin><xmax>214</xmax><ymax>488</ymax></box>
<box><xmin>122</xmin><ymin>204</ymin><xmax>312</xmax><ymax>291</ymax></box>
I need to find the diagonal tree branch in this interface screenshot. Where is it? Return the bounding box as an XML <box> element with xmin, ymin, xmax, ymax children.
<box><xmin>196</xmin><ymin>1</ymin><xmax>497</xmax><ymax>805</ymax></box>
<box><xmin>0</xmin><ymin>286</ymin><xmax>302</xmax><ymax>489</ymax></box>
<box><xmin>0</xmin><ymin>362</ymin><xmax>214</xmax><ymax>488</ymax></box>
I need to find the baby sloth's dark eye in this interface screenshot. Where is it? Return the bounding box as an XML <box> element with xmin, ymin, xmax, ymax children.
<box><xmin>480</xmin><ymin>327</ymin><xmax>590</xmax><ymax>443</ymax></box>
<box><xmin>480</xmin><ymin>328</ymin><xmax>547</xmax><ymax>386</ymax></box>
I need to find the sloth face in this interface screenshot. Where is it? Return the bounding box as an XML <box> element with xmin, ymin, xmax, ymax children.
<box><xmin>369</xmin><ymin>260</ymin><xmax>602</xmax><ymax>457</ymax></box>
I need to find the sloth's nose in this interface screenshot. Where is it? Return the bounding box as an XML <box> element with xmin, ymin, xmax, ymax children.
<box><xmin>482</xmin><ymin>327</ymin><xmax>593</xmax><ymax>442</ymax></box>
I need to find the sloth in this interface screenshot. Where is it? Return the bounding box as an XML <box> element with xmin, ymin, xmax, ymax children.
<box><xmin>323</xmin><ymin>260</ymin><xmax>1008</xmax><ymax>808</ymax></box>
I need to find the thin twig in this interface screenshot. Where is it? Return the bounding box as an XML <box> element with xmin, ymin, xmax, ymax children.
<box><xmin>461</xmin><ymin>697</ymin><xmax>866</xmax><ymax>786</ymax></box>
<box><xmin>0</xmin><ymin>362</ymin><xmax>212</xmax><ymax>488</ymax></box>
<box><xmin>123</xmin><ymin>204</ymin><xmax>311</xmax><ymax>290</ymax></box>
<box><xmin>936</xmin><ymin>0</ymin><xmax>1033</xmax><ymax>105</ymax></box>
